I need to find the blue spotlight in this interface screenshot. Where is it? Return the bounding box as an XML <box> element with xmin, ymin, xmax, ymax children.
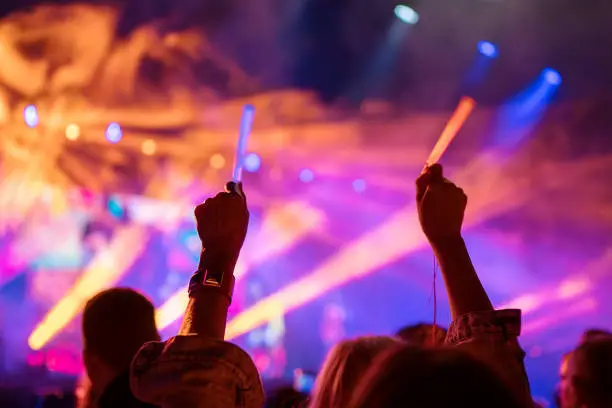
<box><xmin>477</xmin><ymin>41</ymin><xmax>498</xmax><ymax>58</ymax></box>
<box><xmin>493</xmin><ymin>67</ymin><xmax>562</xmax><ymax>150</ymax></box>
<box><xmin>352</xmin><ymin>179</ymin><xmax>367</xmax><ymax>193</ymax></box>
<box><xmin>105</xmin><ymin>122</ymin><xmax>123</xmax><ymax>143</ymax></box>
<box><xmin>24</xmin><ymin>105</ymin><xmax>39</xmax><ymax>128</ymax></box>
<box><xmin>244</xmin><ymin>153</ymin><xmax>261</xmax><ymax>173</ymax></box>
<box><xmin>299</xmin><ymin>169</ymin><xmax>314</xmax><ymax>183</ymax></box>
<box><xmin>542</xmin><ymin>68</ymin><xmax>562</xmax><ymax>85</ymax></box>
<box><xmin>394</xmin><ymin>5</ymin><xmax>419</xmax><ymax>25</ymax></box>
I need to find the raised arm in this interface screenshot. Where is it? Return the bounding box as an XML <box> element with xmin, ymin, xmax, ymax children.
<box><xmin>130</xmin><ymin>184</ymin><xmax>264</xmax><ymax>407</ymax></box>
<box><xmin>416</xmin><ymin>164</ymin><xmax>492</xmax><ymax>318</ymax></box>
<box><xmin>178</xmin><ymin>183</ymin><xmax>249</xmax><ymax>338</ymax></box>
<box><xmin>416</xmin><ymin>164</ymin><xmax>532</xmax><ymax>406</ymax></box>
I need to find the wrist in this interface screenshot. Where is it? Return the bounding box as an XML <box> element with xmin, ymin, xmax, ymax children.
<box><xmin>428</xmin><ymin>234</ymin><xmax>465</xmax><ymax>252</ymax></box>
<box><xmin>198</xmin><ymin>248</ymin><xmax>239</xmax><ymax>271</ymax></box>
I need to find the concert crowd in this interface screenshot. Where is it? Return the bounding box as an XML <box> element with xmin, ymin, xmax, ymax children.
<box><xmin>4</xmin><ymin>164</ymin><xmax>611</xmax><ymax>408</ymax></box>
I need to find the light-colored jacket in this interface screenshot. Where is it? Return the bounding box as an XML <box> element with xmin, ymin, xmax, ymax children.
<box><xmin>445</xmin><ymin>309</ymin><xmax>532</xmax><ymax>407</ymax></box>
<box><xmin>130</xmin><ymin>335</ymin><xmax>264</xmax><ymax>408</ymax></box>
<box><xmin>129</xmin><ymin>308</ymin><xmax>529</xmax><ymax>408</ymax></box>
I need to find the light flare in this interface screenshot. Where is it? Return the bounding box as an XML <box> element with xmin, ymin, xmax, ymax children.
<box><xmin>522</xmin><ymin>297</ymin><xmax>597</xmax><ymax>335</ymax></box>
<box><xmin>28</xmin><ymin>225</ymin><xmax>149</xmax><ymax>350</ymax></box>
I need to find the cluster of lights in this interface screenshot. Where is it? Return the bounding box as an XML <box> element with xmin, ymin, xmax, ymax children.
<box><xmin>240</xmin><ymin>159</ymin><xmax>366</xmax><ymax>193</ymax></box>
<box><xmin>392</xmin><ymin>5</ymin><xmax>562</xmax><ymax>85</ymax></box>
<box><xmin>19</xmin><ymin>26</ymin><xmax>558</xmax><ymax>197</ymax></box>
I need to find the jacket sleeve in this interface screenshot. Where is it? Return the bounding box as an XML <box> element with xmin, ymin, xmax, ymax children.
<box><xmin>445</xmin><ymin>309</ymin><xmax>532</xmax><ymax>407</ymax></box>
<box><xmin>130</xmin><ymin>335</ymin><xmax>264</xmax><ymax>408</ymax></box>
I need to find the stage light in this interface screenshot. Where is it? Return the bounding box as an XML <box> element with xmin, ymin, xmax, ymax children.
<box><xmin>65</xmin><ymin>124</ymin><xmax>80</xmax><ymax>141</ymax></box>
<box><xmin>394</xmin><ymin>5</ymin><xmax>419</xmax><ymax>25</ymax></box>
<box><xmin>141</xmin><ymin>139</ymin><xmax>156</xmax><ymax>156</ymax></box>
<box><xmin>24</xmin><ymin>105</ymin><xmax>39</xmax><ymax>128</ymax></box>
<box><xmin>210</xmin><ymin>153</ymin><xmax>226</xmax><ymax>169</ymax></box>
<box><xmin>352</xmin><ymin>179</ymin><xmax>367</xmax><ymax>193</ymax></box>
<box><xmin>299</xmin><ymin>169</ymin><xmax>314</xmax><ymax>183</ymax></box>
<box><xmin>244</xmin><ymin>153</ymin><xmax>261</xmax><ymax>172</ymax></box>
<box><xmin>478</xmin><ymin>41</ymin><xmax>498</xmax><ymax>58</ymax></box>
<box><xmin>105</xmin><ymin>122</ymin><xmax>123</xmax><ymax>143</ymax></box>
<box><xmin>543</xmin><ymin>68</ymin><xmax>562</xmax><ymax>85</ymax></box>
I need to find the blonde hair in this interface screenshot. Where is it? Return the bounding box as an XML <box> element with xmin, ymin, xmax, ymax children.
<box><xmin>309</xmin><ymin>336</ymin><xmax>400</xmax><ymax>408</ymax></box>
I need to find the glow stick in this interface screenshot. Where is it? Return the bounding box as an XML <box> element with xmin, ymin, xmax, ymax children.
<box><xmin>232</xmin><ymin>104</ymin><xmax>256</xmax><ymax>183</ymax></box>
<box><xmin>426</xmin><ymin>97</ymin><xmax>475</xmax><ymax>166</ymax></box>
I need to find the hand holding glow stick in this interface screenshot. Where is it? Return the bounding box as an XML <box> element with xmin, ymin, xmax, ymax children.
<box><xmin>425</xmin><ymin>97</ymin><xmax>475</xmax><ymax>167</ymax></box>
<box><xmin>202</xmin><ymin>104</ymin><xmax>255</xmax><ymax>289</ymax></box>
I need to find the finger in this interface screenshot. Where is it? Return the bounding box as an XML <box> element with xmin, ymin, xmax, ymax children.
<box><xmin>428</xmin><ymin>163</ymin><xmax>444</xmax><ymax>184</ymax></box>
<box><xmin>194</xmin><ymin>198</ymin><xmax>211</xmax><ymax>219</ymax></box>
<box><xmin>415</xmin><ymin>171</ymin><xmax>432</xmax><ymax>203</ymax></box>
<box><xmin>459</xmin><ymin>188</ymin><xmax>468</xmax><ymax>208</ymax></box>
<box><xmin>226</xmin><ymin>181</ymin><xmax>246</xmax><ymax>202</ymax></box>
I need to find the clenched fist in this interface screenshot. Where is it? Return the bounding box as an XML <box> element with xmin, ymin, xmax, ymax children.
<box><xmin>194</xmin><ymin>182</ymin><xmax>249</xmax><ymax>263</ymax></box>
<box><xmin>416</xmin><ymin>164</ymin><xmax>467</xmax><ymax>244</ymax></box>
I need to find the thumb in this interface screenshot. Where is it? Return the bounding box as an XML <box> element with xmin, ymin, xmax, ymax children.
<box><xmin>416</xmin><ymin>164</ymin><xmax>444</xmax><ymax>202</ymax></box>
<box><xmin>226</xmin><ymin>181</ymin><xmax>247</xmax><ymax>203</ymax></box>
<box><xmin>428</xmin><ymin>163</ymin><xmax>444</xmax><ymax>183</ymax></box>
<box><xmin>416</xmin><ymin>170</ymin><xmax>431</xmax><ymax>203</ymax></box>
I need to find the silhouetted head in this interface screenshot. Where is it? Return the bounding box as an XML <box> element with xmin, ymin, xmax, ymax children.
<box><xmin>558</xmin><ymin>351</ymin><xmax>573</xmax><ymax>408</ymax></box>
<box><xmin>580</xmin><ymin>328</ymin><xmax>612</xmax><ymax>345</ymax></box>
<box><xmin>310</xmin><ymin>336</ymin><xmax>400</xmax><ymax>408</ymax></box>
<box><xmin>349</xmin><ymin>345</ymin><xmax>523</xmax><ymax>408</ymax></box>
<box><xmin>82</xmin><ymin>288</ymin><xmax>160</xmax><ymax>394</ymax></box>
<box><xmin>565</xmin><ymin>338</ymin><xmax>612</xmax><ymax>408</ymax></box>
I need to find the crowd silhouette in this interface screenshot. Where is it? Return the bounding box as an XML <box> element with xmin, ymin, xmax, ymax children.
<box><xmin>71</xmin><ymin>164</ymin><xmax>611</xmax><ymax>408</ymax></box>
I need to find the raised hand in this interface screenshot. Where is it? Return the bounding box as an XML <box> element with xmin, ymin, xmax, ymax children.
<box><xmin>181</xmin><ymin>182</ymin><xmax>250</xmax><ymax>340</ymax></box>
<box><xmin>194</xmin><ymin>181</ymin><xmax>249</xmax><ymax>266</ymax></box>
<box><xmin>415</xmin><ymin>164</ymin><xmax>467</xmax><ymax>244</ymax></box>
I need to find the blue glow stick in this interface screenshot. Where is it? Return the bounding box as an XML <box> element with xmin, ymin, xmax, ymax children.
<box><xmin>232</xmin><ymin>104</ymin><xmax>256</xmax><ymax>183</ymax></box>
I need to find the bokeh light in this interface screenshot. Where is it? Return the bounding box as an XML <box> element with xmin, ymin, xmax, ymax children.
<box><xmin>244</xmin><ymin>153</ymin><xmax>261</xmax><ymax>172</ymax></box>
<box><xmin>210</xmin><ymin>153</ymin><xmax>226</xmax><ymax>169</ymax></box>
<box><xmin>65</xmin><ymin>124</ymin><xmax>80</xmax><ymax>141</ymax></box>
<box><xmin>107</xmin><ymin>196</ymin><xmax>124</xmax><ymax>219</ymax></box>
<box><xmin>543</xmin><ymin>68</ymin><xmax>562</xmax><ymax>85</ymax></box>
<box><xmin>352</xmin><ymin>179</ymin><xmax>367</xmax><ymax>193</ymax></box>
<box><xmin>394</xmin><ymin>5</ymin><xmax>420</xmax><ymax>25</ymax></box>
<box><xmin>105</xmin><ymin>122</ymin><xmax>123</xmax><ymax>143</ymax></box>
<box><xmin>24</xmin><ymin>105</ymin><xmax>39</xmax><ymax>128</ymax></box>
<box><xmin>478</xmin><ymin>41</ymin><xmax>498</xmax><ymax>58</ymax></box>
<box><xmin>299</xmin><ymin>169</ymin><xmax>314</xmax><ymax>183</ymax></box>
<box><xmin>141</xmin><ymin>139</ymin><xmax>157</xmax><ymax>156</ymax></box>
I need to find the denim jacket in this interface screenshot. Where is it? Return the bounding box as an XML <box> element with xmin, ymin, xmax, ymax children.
<box><xmin>445</xmin><ymin>309</ymin><xmax>532</xmax><ymax>407</ymax></box>
<box><xmin>130</xmin><ymin>335</ymin><xmax>264</xmax><ymax>408</ymax></box>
